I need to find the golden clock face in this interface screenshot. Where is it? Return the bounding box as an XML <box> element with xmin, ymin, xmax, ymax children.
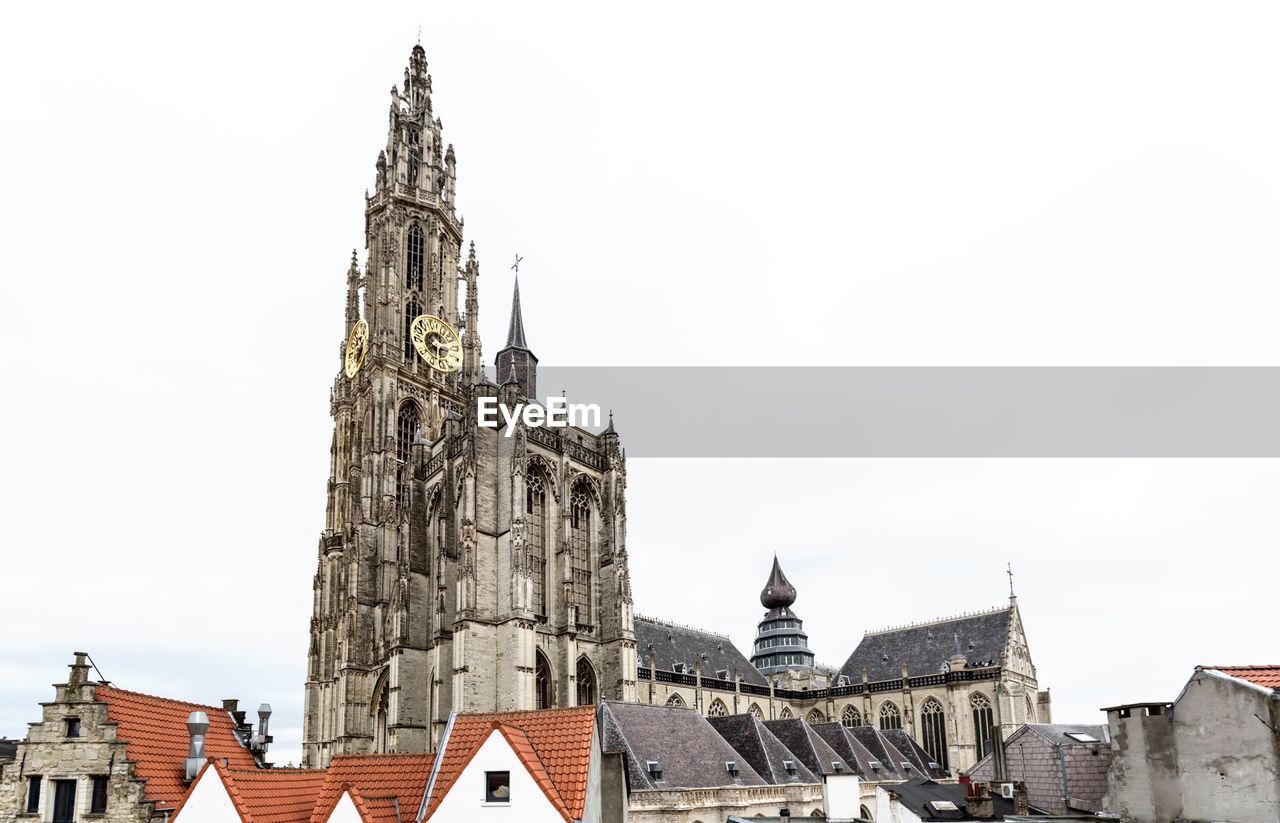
<box><xmin>410</xmin><ymin>315</ymin><xmax>463</xmax><ymax>373</ymax></box>
<box><xmin>343</xmin><ymin>319</ymin><xmax>369</xmax><ymax>378</ymax></box>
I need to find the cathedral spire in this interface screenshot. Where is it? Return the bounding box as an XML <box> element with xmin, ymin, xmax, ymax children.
<box><xmin>495</xmin><ymin>268</ymin><xmax>538</xmax><ymax>400</ymax></box>
<box><xmin>506</xmin><ymin>273</ymin><xmax>528</xmax><ymax>349</ymax></box>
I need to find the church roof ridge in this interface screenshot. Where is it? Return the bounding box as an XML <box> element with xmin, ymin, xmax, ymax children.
<box><xmin>861</xmin><ymin>604</ymin><xmax>1008</xmax><ymax>637</ymax></box>
<box><xmin>635</xmin><ymin>613</ymin><xmax>731</xmax><ymax>640</ymax></box>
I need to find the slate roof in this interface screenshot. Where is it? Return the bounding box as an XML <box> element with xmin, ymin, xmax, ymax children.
<box><xmin>809</xmin><ymin>723</ymin><xmax>877</xmax><ymax>778</ymax></box>
<box><xmin>707</xmin><ymin>714</ymin><xmax>819</xmax><ymax>784</ymax></box>
<box><xmin>1204</xmin><ymin>664</ymin><xmax>1280</xmax><ymax>691</ymax></box>
<box><xmin>423</xmin><ymin>706</ymin><xmax>595</xmax><ymax>821</ymax></box>
<box><xmin>635</xmin><ymin>615</ymin><xmax>768</xmax><ymax>686</ymax></box>
<box><xmin>96</xmin><ymin>685</ymin><xmax>260</xmax><ymax>812</ymax></box>
<box><xmin>1018</xmin><ymin>724</ymin><xmax>1108</xmax><ymax>747</ymax></box>
<box><xmin>839</xmin><ymin>606</ymin><xmax>1012</xmax><ymax>683</ymax></box>
<box><xmin>847</xmin><ymin>726</ymin><xmax>909</xmax><ymax>781</ymax></box>
<box><xmin>762</xmin><ymin>718</ymin><xmax>848</xmax><ymax>777</ymax></box>
<box><xmin>886</xmin><ymin>777</ymin><xmax>1018</xmax><ymax>820</ymax></box>
<box><xmin>600</xmin><ymin>702</ymin><xmax>771</xmax><ymax>790</ymax></box>
<box><xmin>880</xmin><ymin>729</ymin><xmax>950</xmax><ymax>779</ymax></box>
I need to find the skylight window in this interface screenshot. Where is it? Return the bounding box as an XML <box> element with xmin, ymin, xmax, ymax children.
<box><xmin>1066</xmin><ymin>732</ymin><xmax>1100</xmax><ymax>743</ymax></box>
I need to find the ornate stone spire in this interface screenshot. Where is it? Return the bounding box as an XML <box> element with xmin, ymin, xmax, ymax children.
<box><xmin>496</xmin><ymin>271</ymin><xmax>537</xmax><ymax>399</ymax></box>
<box><xmin>506</xmin><ymin>274</ymin><xmax>528</xmax><ymax>349</ymax></box>
<box><xmin>760</xmin><ymin>555</ymin><xmax>797</xmax><ymax>610</ymax></box>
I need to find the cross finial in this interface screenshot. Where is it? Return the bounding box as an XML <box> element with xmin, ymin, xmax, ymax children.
<box><xmin>417</xmin><ymin>23</ymin><xmax>422</xmax><ymax>45</ymax></box>
<box><xmin>1007</xmin><ymin>562</ymin><xmax>1016</xmax><ymax>599</ymax></box>
<box><xmin>511</xmin><ymin>254</ymin><xmax>524</xmax><ymax>276</ymax></box>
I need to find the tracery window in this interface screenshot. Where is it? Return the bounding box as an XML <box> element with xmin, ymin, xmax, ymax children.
<box><xmin>878</xmin><ymin>701</ymin><xmax>902</xmax><ymax>731</ymax></box>
<box><xmin>569</xmin><ymin>482</ymin><xmax>593</xmax><ymax>623</ymax></box>
<box><xmin>919</xmin><ymin>697</ymin><xmax>949</xmax><ymax>770</ymax></box>
<box><xmin>535</xmin><ymin>651</ymin><xmax>552</xmax><ymax>710</ymax></box>
<box><xmin>395</xmin><ymin>402</ymin><xmax>419</xmax><ymax>510</ymax></box>
<box><xmin>841</xmin><ymin>705</ymin><xmax>862</xmax><ymax>728</ymax></box>
<box><xmin>526</xmin><ymin>467</ymin><xmax>548</xmax><ymax>617</ymax></box>
<box><xmin>779</xmin><ymin>706</ymin><xmax>793</xmax><ymax>719</ymax></box>
<box><xmin>576</xmin><ymin>656</ymin><xmax>596</xmax><ymax>706</ymax></box>
<box><xmin>748</xmin><ymin>703</ymin><xmax>763</xmax><ymax>719</ymax></box>
<box><xmin>807</xmin><ymin>709</ymin><xmax>826</xmax><ymax>725</ymax></box>
<box><xmin>406</xmin><ymin>222</ymin><xmax>424</xmax><ymax>292</ymax></box>
<box><xmin>404</xmin><ymin>298</ymin><xmax>422</xmax><ymax>361</ymax></box>
<box><xmin>374</xmin><ymin>686</ymin><xmax>389</xmax><ymax>753</ymax></box>
<box><xmin>666</xmin><ymin>694</ymin><xmax>686</xmax><ymax>708</ymax></box>
<box><xmin>1025</xmin><ymin>694</ymin><xmax>1036</xmax><ymax>723</ymax></box>
<box><xmin>707</xmin><ymin>698</ymin><xmax>728</xmax><ymax>718</ymax></box>
<box><xmin>407</xmin><ymin>132</ymin><xmax>422</xmax><ymax>190</ymax></box>
<box><xmin>971</xmin><ymin>693</ymin><xmax>995</xmax><ymax>760</ymax></box>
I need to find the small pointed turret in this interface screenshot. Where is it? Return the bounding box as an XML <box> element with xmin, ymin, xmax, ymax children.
<box><xmin>506</xmin><ymin>275</ymin><xmax>528</xmax><ymax>349</ymax></box>
<box><xmin>750</xmin><ymin>556</ymin><xmax>813</xmax><ymax>675</ymax></box>
<box><xmin>495</xmin><ymin>272</ymin><xmax>538</xmax><ymax>399</ymax></box>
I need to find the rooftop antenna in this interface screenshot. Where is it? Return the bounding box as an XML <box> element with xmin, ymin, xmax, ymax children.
<box><xmin>85</xmin><ymin>652</ymin><xmax>110</xmax><ymax>685</ymax></box>
<box><xmin>1007</xmin><ymin>562</ymin><xmax>1016</xmax><ymax>599</ymax></box>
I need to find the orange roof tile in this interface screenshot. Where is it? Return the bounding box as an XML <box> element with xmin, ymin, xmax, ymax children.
<box><xmin>1204</xmin><ymin>665</ymin><xmax>1280</xmax><ymax>691</ymax></box>
<box><xmin>309</xmin><ymin>752</ymin><xmax>435</xmax><ymax>823</ymax></box>
<box><xmin>423</xmin><ymin>706</ymin><xmax>597</xmax><ymax>822</ymax></box>
<box><xmin>220</xmin><ymin>764</ymin><xmax>328</xmax><ymax>823</ymax></box>
<box><xmin>96</xmin><ymin>685</ymin><xmax>260</xmax><ymax>811</ymax></box>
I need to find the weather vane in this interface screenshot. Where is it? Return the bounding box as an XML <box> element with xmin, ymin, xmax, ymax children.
<box><xmin>1007</xmin><ymin>562</ymin><xmax>1016</xmax><ymax>598</ymax></box>
<box><xmin>511</xmin><ymin>254</ymin><xmax>524</xmax><ymax>276</ymax></box>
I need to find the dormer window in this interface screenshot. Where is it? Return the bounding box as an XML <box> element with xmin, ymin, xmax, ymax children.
<box><xmin>783</xmin><ymin>760</ymin><xmax>796</xmax><ymax>775</ymax></box>
<box><xmin>725</xmin><ymin>761</ymin><xmax>739</xmax><ymax>777</ymax></box>
<box><xmin>647</xmin><ymin>760</ymin><xmax>663</xmax><ymax>781</ymax></box>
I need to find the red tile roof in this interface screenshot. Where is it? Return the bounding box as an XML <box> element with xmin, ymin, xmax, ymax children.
<box><xmin>424</xmin><ymin>706</ymin><xmax>597</xmax><ymax>821</ymax></box>
<box><xmin>96</xmin><ymin>685</ymin><xmax>259</xmax><ymax>811</ymax></box>
<box><xmin>221</xmin><ymin>764</ymin><xmax>329</xmax><ymax>823</ymax></box>
<box><xmin>1204</xmin><ymin>665</ymin><xmax>1280</xmax><ymax>691</ymax></box>
<box><xmin>309</xmin><ymin>752</ymin><xmax>436</xmax><ymax>823</ymax></box>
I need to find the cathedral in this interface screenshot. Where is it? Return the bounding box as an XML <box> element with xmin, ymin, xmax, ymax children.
<box><xmin>302</xmin><ymin>44</ymin><xmax>1049</xmax><ymax>775</ymax></box>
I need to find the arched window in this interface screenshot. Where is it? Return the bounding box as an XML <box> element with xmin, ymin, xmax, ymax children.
<box><xmin>878</xmin><ymin>701</ymin><xmax>902</xmax><ymax>731</ymax></box>
<box><xmin>807</xmin><ymin>709</ymin><xmax>826</xmax><ymax>725</ymax></box>
<box><xmin>779</xmin><ymin>706</ymin><xmax>793</xmax><ymax>720</ymax></box>
<box><xmin>535</xmin><ymin>651</ymin><xmax>552</xmax><ymax>710</ymax></box>
<box><xmin>971</xmin><ymin>693</ymin><xmax>995</xmax><ymax>760</ymax></box>
<box><xmin>569</xmin><ymin>480</ymin><xmax>593</xmax><ymax>624</ymax></box>
<box><xmin>395</xmin><ymin>402</ymin><xmax>419</xmax><ymax>510</ymax></box>
<box><xmin>748</xmin><ymin>703</ymin><xmax>762</xmax><ymax>720</ymax></box>
<box><xmin>707</xmin><ymin>698</ymin><xmax>728</xmax><ymax>718</ymax></box>
<box><xmin>919</xmin><ymin>697</ymin><xmax>949</xmax><ymax>771</ymax></box>
<box><xmin>841</xmin><ymin>705</ymin><xmax>862</xmax><ymax>729</ymax></box>
<box><xmin>576</xmin><ymin>657</ymin><xmax>596</xmax><ymax>706</ymax></box>
<box><xmin>406</xmin><ymin>223</ymin><xmax>424</xmax><ymax>292</ymax></box>
<box><xmin>374</xmin><ymin>684</ymin><xmax>389</xmax><ymax>753</ymax></box>
<box><xmin>526</xmin><ymin>467</ymin><xmax>548</xmax><ymax>618</ymax></box>
<box><xmin>1025</xmin><ymin>694</ymin><xmax>1036</xmax><ymax>724</ymax></box>
<box><xmin>860</xmin><ymin>805</ymin><xmax>874</xmax><ymax>821</ymax></box>
<box><xmin>666</xmin><ymin>693</ymin><xmax>686</xmax><ymax>708</ymax></box>
<box><xmin>404</xmin><ymin>298</ymin><xmax>422</xmax><ymax>361</ymax></box>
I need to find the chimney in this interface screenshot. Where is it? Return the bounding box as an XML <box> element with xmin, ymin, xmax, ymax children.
<box><xmin>185</xmin><ymin>711</ymin><xmax>210</xmax><ymax>782</ymax></box>
<box><xmin>1013</xmin><ymin>782</ymin><xmax>1030</xmax><ymax>816</ymax></box>
<box><xmin>965</xmin><ymin>781</ymin><xmax>995</xmax><ymax>819</ymax></box>
<box><xmin>253</xmin><ymin>704</ymin><xmax>273</xmax><ymax>759</ymax></box>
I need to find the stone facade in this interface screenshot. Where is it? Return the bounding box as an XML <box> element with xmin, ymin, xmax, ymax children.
<box><xmin>0</xmin><ymin>655</ymin><xmax>167</xmax><ymax>823</ymax></box>
<box><xmin>302</xmin><ymin>45</ymin><xmax>636</xmax><ymax>768</ymax></box>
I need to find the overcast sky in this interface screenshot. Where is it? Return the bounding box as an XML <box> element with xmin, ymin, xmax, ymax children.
<box><xmin>3</xmin><ymin>2</ymin><xmax>1280</xmax><ymax>765</ymax></box>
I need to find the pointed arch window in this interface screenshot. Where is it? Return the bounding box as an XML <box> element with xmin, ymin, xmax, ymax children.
<box><xmin>406</xmin><ymin>223</ymin><xmax>425</xmax><ymax>292</ymax></box>
<box><xmin>404</xmin><ymin>298</ymin><xmax>422</xmax><ymax>361</ymax></box>
<box><xmin>807</xmin><ymin>709</ymin><xmax>826</xmax><ymax>725</ymax></box>
<box><xmin>748</xmin><ymin>703</ymin><xmax>763</xmax><ymax>720</ymax></box>
<box><xmin>841</xmin><ymin>705</ymin><xmax>862</xmax><ymax>729</ymax></box>
<box><xmin>971</xmin><ymin>693</ymin><xmax>995</xmax><ymax>760</ymax></box>
<box><xmin>707</xmin><ymin>698</ymin><xmax>728</xmax><ymax>718</ymax></box>
<box><xmin>779</xmin><ymin>706</ymin><xmax>793</xmax><ymax>720</ymax></box>
<box><xmin>526</xmin><ymin>467</ymin><xmax>548</xmax><ymax>618</ymax></box>
<box><xmin>919</xmin><ymin>697</ymin><xmax>949</xmax><ymax>771</ymax></box>
<box><xmin>878</xmin><ymin>701</ymin><xmax>902</xmax><ymax>731</ymax></box>
<box><xmin>535</xmin><ymin>651</ymin><xmax>552</xmax><ymax>710</ymax></box>
<box><xmin>1024</xmin><ymin>694</ymin><xmax>1036</xmax><ymax>724</ymax></box>
<box><xmin>569</xmin><ymin>481</ymin><xmax>593</xmax><ymax>624</ymax></box>
<box><xmin>666</xmin><ymin>693</ymin><xmax>686</xmax><ymax>708</ymax></box>
<box><xmin>396</xmin><ymin>402</ymin><xmax>420</xmax><ymax>510</ymax></box>
<box><xmin>576</xmin><ymin>657</ymin><xmax>596</xmax><ymax>706</ymax></box>
<box><xmin>374</xmin><ymin>685</ymin><xmax>389</xmax><ymax>753</ymax></box>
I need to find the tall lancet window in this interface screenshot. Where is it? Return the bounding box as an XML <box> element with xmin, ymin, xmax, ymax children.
<box><xmin>535</xmin><ymin>651</ymin><xmax>552</xmax><ymax>709</ymax></box>
<box><xmin>404</xmin><ymin>298</ymin><xmax>421</xmax><ymax>362</ymax></box>
<box><xmin>971</xmin><ymin>693</ymin><xmax>995</xmax><ymax>760</ymax></box>
<box><xmin>396</xmin><ymin>402</ymin><xmax>419</xmax><ymax>510</ymax></box>
<box><xmin>406</xmin><ymin>223</ymin><xmax>425</xmax><ymax>292</ymax></box>
<box><xmin>526</xmin><ymin>467</ymin><xmax>548</xmax><ymax>618</ymax></box>
<box><xmin>919</xmin><ymin>697</ymin><xmax>949</xmax><ymax>771</ymax></box>
<box><xmin>407</xmin><ymin>130</ymin><xmax>422</xmax><ymax>189</ymax></box>
<box><xmin>576</xmin><ymin>656</ymin><xmax>596</xmax><ymax>706</ymax></box>
<box><xmin>569</xmin><ymin>481</ymin><xmax>593</xmax><ymax>624</ymax></box>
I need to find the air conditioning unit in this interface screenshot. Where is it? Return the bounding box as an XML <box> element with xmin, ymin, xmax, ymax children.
<box><xmin>999</xmin><ymin>783</ymin><xmax>1015</xmax><ymax>799</ymax></box>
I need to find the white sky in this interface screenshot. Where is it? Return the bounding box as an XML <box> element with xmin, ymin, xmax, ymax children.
<box><xmin>3</xmin><ymin>2</ymin><xmax>1280</xmax><ymax>765</ymax></box>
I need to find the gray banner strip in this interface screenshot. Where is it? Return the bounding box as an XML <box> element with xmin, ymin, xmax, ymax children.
<box><xmin>523</xmin><ymin>367</ymin><xmax>1280</xmax><ymax>457</ymax></box>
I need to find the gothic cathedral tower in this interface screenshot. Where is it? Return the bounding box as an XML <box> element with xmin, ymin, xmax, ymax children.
<box><xmin>303</xmin><ymin>45</ymin><xmax>637</xmax><ymax>768</ymax></box>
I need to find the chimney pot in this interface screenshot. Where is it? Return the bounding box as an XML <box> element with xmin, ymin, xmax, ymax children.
<box><xmin>185</xmin><ymin>711</ymin><xmax>210</xmax><ymax>782</ymax></box>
